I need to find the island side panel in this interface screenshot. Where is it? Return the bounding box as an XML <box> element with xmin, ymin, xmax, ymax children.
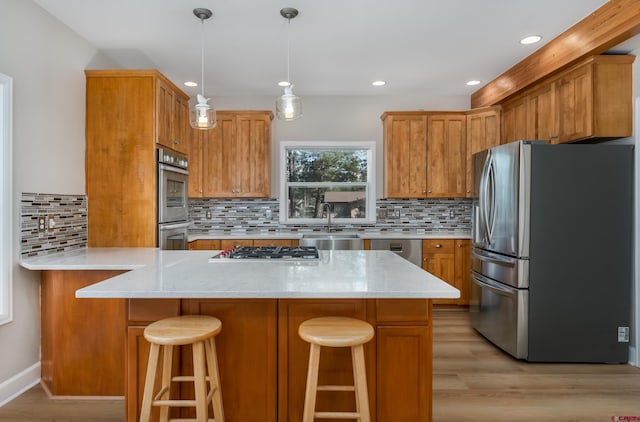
<box><xmin>41</xmin><ymin>270</ymin><xmax>127</xmax><ymax>396</ymax></box>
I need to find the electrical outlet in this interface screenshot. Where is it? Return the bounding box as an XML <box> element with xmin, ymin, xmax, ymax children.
<box><xmin>38</xmin><ymin>216</ymin><xmax>46</xmax><ymax>233</ymax></box>
<box><xmin>449</xmin><ymin>210</ymin><xmax>455</xmax><ymax>218</ymax></box>
<box><xmin>394</xmin><ymin>210</ymin><xmax>401</xmax><ymax>218</ymax></box>
<box><xmin>48</xmin><ymin>215</ymin><xmax>56</xmax><ymax>231</ymax></box>
<box><xmin>618</xmin><ymin>327</ymin><xmax>629</xmax><ymax>342</ymax></box>
<box><xmin>265</xmin><ymin>209</ymin><xmax>272</xmax><ymax>220</ymax></box>
<box><xmin>205</xmin><ymin>211</ymin><xmax>212</xmax><ymax>219</ymax></box>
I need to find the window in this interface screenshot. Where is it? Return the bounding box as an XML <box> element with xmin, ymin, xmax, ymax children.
<box><xmin>0</xmin><ymin>73</ymin><xmax>12</xmax><ymax>325</ymax></box>
<box><xmin>279</xmin><ymin>141</ymin><xmax>376</xmax><ymax>225</ymax></box>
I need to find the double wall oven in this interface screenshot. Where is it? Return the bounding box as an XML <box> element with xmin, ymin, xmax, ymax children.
<box><xmin>158</xmin><ymin>148</ymin><xmax>189</xmax><ymax>250</ymax></box>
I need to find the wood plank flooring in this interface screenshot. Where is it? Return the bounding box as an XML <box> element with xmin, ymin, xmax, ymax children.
<box><xmin>433</xmin><ymin>309</ymin><xmax>640</xmax><ymax>421</ymax></box>
<box><xmin>0</xmin><ymin>309</ymin><xmax>638</xmax><ymax>421</ymax></box>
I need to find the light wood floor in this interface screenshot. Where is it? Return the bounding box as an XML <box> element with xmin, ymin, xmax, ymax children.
<box><xmin>1</xmin><ymin>309</ymin><xmax>638</xmax><ymax>421</ymax></box>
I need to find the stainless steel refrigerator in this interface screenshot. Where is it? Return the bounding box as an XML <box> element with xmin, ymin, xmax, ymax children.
<box><xmin>470</xmin><ymin>140</ymin><xmax>633</xmax><ymax>362</ymax></box>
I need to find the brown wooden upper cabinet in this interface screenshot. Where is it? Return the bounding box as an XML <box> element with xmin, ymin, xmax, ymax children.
<box><xmin>382</xmin><ymin>112</ymin><xmax>428</xmax><ymax>198</ymax></box>
<box><xmin>156</xmin><ymin>78</ymin><xmax>190</xmax><ymax>154</ymax></box>
<box><xmin>466</xmin><ymin>106</ymin><xmax>501</xmax><ymax>197</ymax></box>
<box><xmin>85</xmin><ymin>70</ymin><xmax>189</xmax><ymax>247</ymax></box>
<box><xmin>426</xmin><ymin>113</ymin><xmax>467</xmax><ymax>198</ymax></box>
<box><xmin>501</xmin><ymin>55</ymin><xmax>634</xmax><ymax>144</ymax></box>
<box><xmin>383</xmin><ymin>108</ymin><xmax>499</xmax><ymax>199</ymax></box>
<box><xmin>188</xmin><ymin>110</ymin><xmax>273</xmax><ymax>198</ymax></box>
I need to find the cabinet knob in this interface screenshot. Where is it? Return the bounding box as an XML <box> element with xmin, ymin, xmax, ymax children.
<box><xmin>435</xmin><ymin>243</ymin><xmax>442</xmax><ymax>248</ymax></box>
<box><xmin>173</xmin><ymin>140</ymin><xmax>180</xmax><ymax>145</ymax></box>
<box><xmin>427</xmin><ymin>190</ymin><xmax>432</xmax><ymax>193</ymax></box>
<box><xmin>423</xmin><ymin>258</ymin><xmax>428</xmax><ymax>262</ymax></box>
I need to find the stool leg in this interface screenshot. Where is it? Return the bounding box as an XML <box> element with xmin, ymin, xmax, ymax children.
<box><xmin>302</xmin><ymin>343</ymin><xmax>321</xmax><ymax>422</ymax></box>
<box><xmin>193</xmin><ymin>341</ymin><xmax>209</xmax><ymax>422</ymax></box>
<box><xmin>352</xmin><ymin>344</ymin><xmax>371</xmax><ymax>422</ymax></box>
<box><xmin>140</xmin><ymin>343</ymin><xmax>160</xmax><ymax>422</ymax></box>
<box><xmin>159</xmin><ymin>345</ymin><xmax>173</xmax><ymax>422</ymax></box>
<box><xmin>205</xmin><ymin>337</ymin><xmax>225</xmax><ymax>422</ymax></box>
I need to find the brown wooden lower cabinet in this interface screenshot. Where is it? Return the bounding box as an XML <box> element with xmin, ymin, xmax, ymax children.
<box><xmin>126</xmin><ymin>298</ymin><xmax>433</xmax><ymax>422</ymax></box>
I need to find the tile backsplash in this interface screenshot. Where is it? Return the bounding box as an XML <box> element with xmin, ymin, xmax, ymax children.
<box><xmin>20</xmin><ymin>193</ymin><xmax>88</xmax><ymax>257</ymax></box>
<box><xmin>19</xmin><ymin>193</ymin><xmax>472</xmax><ymax>256</ymax></box>
<box><xmin>189</xmin><ymin>198</ymin><xmax>472</xmax><ymax>234</ymax></box>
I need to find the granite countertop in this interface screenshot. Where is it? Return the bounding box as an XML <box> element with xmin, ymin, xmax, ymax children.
<box><xmin>188</xmin><ymin>230</ymin><xmax>472</xmax><ymax>242</ymax></box>
<box><xmin>20</xmin><ymin>248</ymin><xmax>460</xmax><ymax>300</ymax></box>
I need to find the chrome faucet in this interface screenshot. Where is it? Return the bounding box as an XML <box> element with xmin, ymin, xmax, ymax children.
<box><xmin>321</xmin><ymin>203</ymin><xmax>333</xmax><ymax>233</ymax></box>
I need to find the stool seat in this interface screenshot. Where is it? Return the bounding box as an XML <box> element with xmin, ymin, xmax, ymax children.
<box><xmin>144</xmin><ymin>315</ymin><xmax>222</xmax><ymax>345</ymax></box>
<box><xmin>298</xmin><ymin>316</ymin><xmax>374</xmax><ymax>347</ymax></box>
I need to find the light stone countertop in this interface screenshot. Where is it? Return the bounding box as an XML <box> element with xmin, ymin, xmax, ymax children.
<box><xmin>188</xmin><ymin>231</ymin><xmax>471</xmax><ymax>242</ymax></box>
<box><xmin>20</xmin><ymin>248</ymin><xmax>460</xmax><ymax>300</ymax></box>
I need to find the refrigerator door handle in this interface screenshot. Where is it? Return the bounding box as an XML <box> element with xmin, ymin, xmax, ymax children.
<box><xmin>472</xmin><ymin>249</ymin><xmax>517</xmax><ymax>267</ymax></box>
<box><xmin>472</xmin><ymin>273</ymin><xmax>517</xmax><ymax>296</ymax></box>
<box><xmin>479</xmin><ymin>151</ymin><xmax>492</xmax><ymax>244</ymax></box>
<box><xmin>486</xmin><ymin>154</ymin><xmax>497</xmax><ymax>243</ymax></box>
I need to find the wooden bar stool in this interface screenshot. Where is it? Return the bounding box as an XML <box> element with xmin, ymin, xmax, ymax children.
<box><xmin>140</xmin><ymin>315</ymin><xmax>225</xmax><ymax>422</ymax></box>
<box><xmin>298</xmin><ymin>316</ymin><xmax>374</xmax><ymax>422</ymax></box>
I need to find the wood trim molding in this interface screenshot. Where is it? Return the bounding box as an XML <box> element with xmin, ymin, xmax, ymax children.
<box><xmin>471</xmin><ymin>0</ymin><xmax>640</xmax><ymax>108</ymax></box>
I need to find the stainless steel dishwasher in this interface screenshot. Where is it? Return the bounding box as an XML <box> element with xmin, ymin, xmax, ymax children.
<box><xmin>369</xmin><ymin>239</ymin><xmax>422</xmax><ymax>267</ymax></box>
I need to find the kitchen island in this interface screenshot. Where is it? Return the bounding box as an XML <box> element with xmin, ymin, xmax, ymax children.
<box><xmin>22</xmin><ymin>248</ymin><xmax>458</xmax><ymax>422</ymax></box>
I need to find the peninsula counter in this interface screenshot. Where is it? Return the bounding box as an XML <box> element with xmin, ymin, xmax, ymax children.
<box><xmin>22</xmin><ymin>248</ymin><xmax>459</xmax><ymax>422</ymax></box>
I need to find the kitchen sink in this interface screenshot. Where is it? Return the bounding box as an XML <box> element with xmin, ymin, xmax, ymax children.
<box><xmin>299</xmin><ymin>233</ymin><xmax>363</xmax><ymax>250</ymax></box>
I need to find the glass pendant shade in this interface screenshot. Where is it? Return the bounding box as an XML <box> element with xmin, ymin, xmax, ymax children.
<box><xmin>276</xmin><ymin>85</ymin><xmax>302</xmax><ymax>121</ymax></box>
<box><xmin>190</xmin><ymin>94</ymin><xmax>216</xmax><ymax>129</ymax></box>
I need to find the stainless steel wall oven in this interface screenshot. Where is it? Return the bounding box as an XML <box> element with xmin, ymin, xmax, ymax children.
<box><xmin>157</xmin><ymin>148</ymin><xmax>189</xmax><ymax>249</ymax></box>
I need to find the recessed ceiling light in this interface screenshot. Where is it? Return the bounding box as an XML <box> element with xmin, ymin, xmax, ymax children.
<box><xmin>466</xmin><ymin>80</ymin><xmax>481</xmax><ymax>86</ymax></box>
<box><xmin>372</xmin><ymin>80</ymin><xmax>386</xmax><ymax>87</ymax></box>
<box><xmin>278</xmin><ymin>81</ymin><xmax>291</xmax><ymax>87</ymax></box>
<box><xmin>184</xmin><ymin>81</ymin><xmax>198</xmax><ymax>87</ymax></box>
<box><xmin>520</xmin><ymin>35</ymin><xmax>542</xmax><ymax>45</ymax></box>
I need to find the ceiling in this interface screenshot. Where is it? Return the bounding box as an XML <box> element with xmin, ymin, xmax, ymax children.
<box><xmin>34</xmin><ymin>0</ymin><xmax>636</xmax><ymax>101</ymax></box>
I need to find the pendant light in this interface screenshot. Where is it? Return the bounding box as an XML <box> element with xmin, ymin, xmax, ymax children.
<box><xmin>190</xmin><ymin>8</ymin><xmax>216</xmax><ymax>130</ymax></box>
<box><xmin>275</xmin><ymin>7</ymin><xmax>302</xmax><ymax>121</ymax></box>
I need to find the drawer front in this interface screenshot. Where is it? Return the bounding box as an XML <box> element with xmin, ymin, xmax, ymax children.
<box><xmin>422</xmin><ymin>239</ymin><xmax>454</xmax><ymax>254</ymax></box>
<box><xmin>375</xmin><ymin>299</ymin><xmax>430</xmax><ymax>324</ymax></box>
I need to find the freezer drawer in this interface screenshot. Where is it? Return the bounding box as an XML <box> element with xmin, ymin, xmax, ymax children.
<box><xmin>471</xmin><ymin>247</ymin><xmax>529</xmax><ymax>288</ymax></box>
<box><xmin>470</xmin><ymin>272</ymin><xmax>528</xmax><ymax>359</ymax></box>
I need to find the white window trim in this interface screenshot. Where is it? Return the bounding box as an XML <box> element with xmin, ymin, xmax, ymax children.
<box><xmin>279</xmin><ymin>141</ymin><xmax>376</xmax><ymax>225</ymax></box>
<box><xmin>0</xmin><ymin>73</ymin><xmax>13</xmax><ymax>325</ymax></box>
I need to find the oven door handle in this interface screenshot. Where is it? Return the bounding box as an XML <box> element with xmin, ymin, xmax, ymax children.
<box><xmin>159</xmin><ymin>163</ymin><xmax>189</xmax><ymax>176</ymax></box>
<box><xmin>472</xmin><ymin>273</ymin><xmax>517</xmax><ymax>296</ymax></box>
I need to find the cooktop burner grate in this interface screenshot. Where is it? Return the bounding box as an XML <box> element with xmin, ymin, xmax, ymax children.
<box><xmin>209</xmin><ymin>245</ymin><xmax>319</xmax><ymax>261</ymax></box>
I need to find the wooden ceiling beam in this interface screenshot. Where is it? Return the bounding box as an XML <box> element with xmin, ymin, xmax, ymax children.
<box><xmin>471</xmin><ymin>0</ymin><xmax>640</xmax><ymax>108</ymax></box>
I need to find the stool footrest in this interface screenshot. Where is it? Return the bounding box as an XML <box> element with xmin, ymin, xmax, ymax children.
<box><xmin>317</xmin><ymin>385</ymin><xmax>356</xmax><ymax>392</ymax></box>
<box><xmin>314</xmin><ymin>411</ymin><xmax>361</xmax><ymax>419</ymax></box>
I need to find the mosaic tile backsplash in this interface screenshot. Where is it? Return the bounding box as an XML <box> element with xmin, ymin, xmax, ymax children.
<box><xmin>189</xmin><ymin>198</ymin><xmax>472</xmax><ymax>235</ymax></box>
<box><xmin>20</xmin><ymin>193</ymin><xmax>88</xmax><ymax>257</ymax></box>
<box><xmin>19</xmin><ymin>193</ymin><xmax>471</xmax><ymax>256</ymax></box>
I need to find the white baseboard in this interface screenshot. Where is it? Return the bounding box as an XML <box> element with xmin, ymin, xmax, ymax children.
<box><xmin>0</xmin><ymin>363</ymin><xmax>40</xmax><ymax>407</ymax></box>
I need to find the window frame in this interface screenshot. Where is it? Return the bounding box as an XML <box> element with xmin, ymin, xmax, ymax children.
<box><xmin>279</xmin><ymin>141</ymin><xmax>376</xmax><ymax>225</ymax></box>
<box><xmin>0</xmin><ymin>73</ymin><xmax>13</xmax><ymax>325</ymax></box>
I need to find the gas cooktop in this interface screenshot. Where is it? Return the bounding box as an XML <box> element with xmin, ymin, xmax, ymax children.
<box><xmin>209</xmin><ymin>245</ymin><xmax>319</xmax><ymax>262</ymax></box>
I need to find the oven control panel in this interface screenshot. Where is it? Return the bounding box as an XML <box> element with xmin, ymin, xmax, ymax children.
<box><xmin>158</xmin><ymin>147</ymin><xmax>188</xmax><ymax>169</ymax></box>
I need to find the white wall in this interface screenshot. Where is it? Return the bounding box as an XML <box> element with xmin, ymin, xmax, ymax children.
<box><xmin>0</xmin><ymin>0</ymin><xmax>113</xmax><ymax>404</ymax></box>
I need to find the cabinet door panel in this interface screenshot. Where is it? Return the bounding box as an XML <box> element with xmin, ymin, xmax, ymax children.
<box><xmin>466</xmin><ymin>107</ymin><xmax>501</xmax><ymax>197</ymax></box>
<box><xmin>558</xmin><ymin>63</ymin><xmax>593</xmax><ymax>142</ymax></box>
<box><xmin>235</xmin><ymin>114</ymin><xmax>271</xmax><ymax>197</ymax></box>
<box><xmin>203</xmin><ymin>114</ymin><xmax>235</xmax><ymax>196</ymax></box>
<box><xmin>376</xmin><ymin>326</ymin><xmax>431</xmax><ymax>422</ymax></box>
<box><xmin>188</xmin><ymin>129</ymin><xmax>203</xmax><ymax>197</ymax></box>
<box><xmin>383</xmin><ymin>114</ymin><xmax>428</xmax><ymax>198</ymax></box>
<box><xmin>501</xmin><ymin>96</ymin><xmax>527</xmax><ymax>144</ymax></box>
<box><xmin>427</xmin><ymin>114</ymin><xmax>467</xmax><ymax>198</ymax></box>
<box><xmin>156</xmin><ymin>78</ymin><xmax>175</xmax><ymax>148</ymax></box>
<box><xmin>527</xmin><ymin>82</ymin><xmax>558</xmax><ymax>143</ymax></box>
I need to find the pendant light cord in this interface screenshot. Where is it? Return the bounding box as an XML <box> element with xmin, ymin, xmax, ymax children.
<box><xmin>200</xmin><ymin>17</ymin><xmax>205</xmax><ymax>97</ymax></box>
<box><xmin>286</xmin><ymin>16</ymin><xmax>291</xmax><ymax>85</ymax></box>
